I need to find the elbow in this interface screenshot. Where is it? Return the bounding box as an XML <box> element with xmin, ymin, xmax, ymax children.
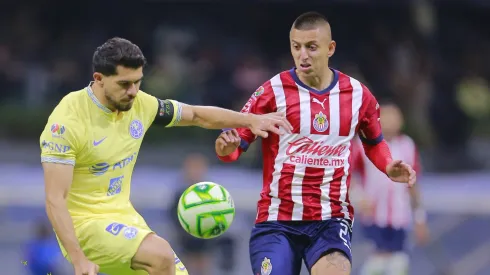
<box><xmin>45</xmin><ymin>193</ymin><xmax>67</xmax><ymax>210</ymax></box>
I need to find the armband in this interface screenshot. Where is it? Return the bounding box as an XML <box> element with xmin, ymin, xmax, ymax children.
<box><xmin>154</xmin><ymin>98</ymin><xmax>181</xmax><ymax>127</ymax></box>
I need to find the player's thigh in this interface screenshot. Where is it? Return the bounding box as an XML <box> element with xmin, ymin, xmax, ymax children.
<box><xmin>249</xmin><ymin>223</ymin><xmax>303</xmax><ymax>275</ymax></box>
<box><xmin>75</xmin><ymin>219</ymin><xmax>152</xmax><ymax>275</ymax></box>
<box><xmin>304</xmin><ymin>220</ymin><xmax>353</xmax><ymax>275</ymax></box>
<box><xmin>131</xmin><ymin>232</ymin><xmax>188</xmax><ymax>275</ymax></box>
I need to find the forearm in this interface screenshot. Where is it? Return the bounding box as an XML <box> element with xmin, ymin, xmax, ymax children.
<box><xmin>409</xmin><ymin>185</ymin><xmax>427</xmax><ymax>223</ymax></box>
<box><xmin>362</xmin><ymin>140</ymin><xmax>393</xmax><ymax>174</ymax></box>
<box><xmin>45</xmin><ymin>199</ymin><xmax>84</xmax><ymax>261</ymax></box>
<box><xmin>191</xmin><ymin>106</ymin><xmax>253</xmax><ymax>129</ymax></box>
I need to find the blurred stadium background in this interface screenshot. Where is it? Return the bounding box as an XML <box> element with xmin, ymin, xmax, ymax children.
<box><xmin>1</xmin><ymin>1</ymin><xmax>489</xmax><ymax>274</ymax></box>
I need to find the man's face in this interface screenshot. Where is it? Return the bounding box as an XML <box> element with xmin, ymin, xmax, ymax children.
<box><xmin>100</xmin><ymin>66</ymin><xmax>143</xmax><ymax>111</ymax></box>
<box><xmin>380</xmin><ymin>104</ymin><xmax>404</xmax><ymax>138</ymax></box>
<box><xmin>290</xmin><ymin>24</ymin><xmax>335</xmax><ymax>78</ymax></box>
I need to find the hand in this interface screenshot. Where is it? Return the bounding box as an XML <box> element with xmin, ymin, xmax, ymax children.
<box><xmin>249</xmin><ymin>112</ymin><xmax>293</xmax><ymax>138</ymax></box>
<box><xmin>386</xmin><ymin>160</ymin><xmax>416</xmax><ymax>187</ymax></box>
<box><xmin>72</xmin><ymin>256</ymin><xmax>99</xmax><ymax>275</ymax></box>
<box><xmin>414</xmin><ymin>222</ymin><xmax>430</xmax><ymax>246</ymax></box>
<box><xmin>216</xmin><ymin>129</ymin><xmax>241</xmax><ymax>156</ymax></box>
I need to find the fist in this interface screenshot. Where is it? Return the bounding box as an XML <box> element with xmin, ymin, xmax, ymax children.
<box><xmin>215</xmin><ymin>129</ymin><xmax>241</xmax><ymax>156</ymax></box>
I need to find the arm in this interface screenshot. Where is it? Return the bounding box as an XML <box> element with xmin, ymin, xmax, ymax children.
<box><xmin>357</xmin><ymin>85</ymin><xmax>392</xmax><ymax>174</ymax></box>
<box><xmin>43</xmin><ymin>162</ymin><xmax>84</xmax><ymax>261</ymax></box>
<box><xmin>152</xmin><ymin>97</ymin><xmax>290</xmax><ymax>137</ymax></box>
<box><xmin>178</xmin><ymin>103</ymin><xmax>255</xmax><ymax>129</ymax></box>
<box><xmin>409</xmin><ymin>145</ymin><xmax>426</xmax><ymax>223</ymax></box>
<box><xmin>215</xmin><ymin>84</ymin><xmax>273</xmax><ymax>162</ymax></box>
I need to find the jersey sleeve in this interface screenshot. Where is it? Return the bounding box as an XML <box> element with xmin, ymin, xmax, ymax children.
<box><xmin>231</xmin><ymin>82</ymin><xmax>274</xmax><ymax>151</ymax></box>
<box><xmin>357</xmin><ymin>84</ymin><xmax>383</xmax><ymax>145</ymax></box>
<box><xmin>137</xmin><ymin>91</ymin><xmax>183</xmax><ymax>128</ymax></box>
<box><xmin>350</xmin><ymin>137</ymin><xmax>365</xmax><ymax>175</ymax></box>
<box><xmin>40</xmin><ymin>108</ymin><xmax>85</xmax><ymax>166</ymax></box>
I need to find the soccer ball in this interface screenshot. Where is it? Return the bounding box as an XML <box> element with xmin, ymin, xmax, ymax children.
<box><xmin>177</xmin><ymin>181</ymin><xmax>235</xmax><ymax>239</ymax></box>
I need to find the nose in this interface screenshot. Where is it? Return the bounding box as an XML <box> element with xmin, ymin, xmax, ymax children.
<box><xmin>127</xmin><ymin>84</ymin><xmax>138</xmax><ymax>97</ymax></box>
<box><xmin>299</xmin><ymin>47</ymin><xmax>309</xmax><ymax>61</ymax></box>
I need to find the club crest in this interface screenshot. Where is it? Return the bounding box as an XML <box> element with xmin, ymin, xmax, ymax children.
<box><xmin>313</xmin><ymin>111</ymin><xmax>329</xmax><ymax>132</ymax></box>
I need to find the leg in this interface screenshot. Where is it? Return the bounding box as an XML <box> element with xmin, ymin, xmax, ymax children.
<box><xmin>131</xmin><ymin>233</ymin><xmax>183</xmax><ymax>275</ymax></box>
<box><xmin>311</xmin><ymin>250</ymin><xmax>351</xmax><ymax>275</ymax></box>
<box><xmin>360</xmin><ymin>226</ymin><xmax>408</xmax><ymax>275</ymax></box>
<box><xmin>249</xmin><ymin>222</ymin><xmax>303</xmax><ymax>275</ymax></box>
<box><xmin>64</xmin><ymin>219</ymin><xmax>178</xmax><ymax>275</ymax></box>
<box><xmin>304</xmin><ymin>220</ymin><xmax>353</xmax><ymax>275</ymax></box>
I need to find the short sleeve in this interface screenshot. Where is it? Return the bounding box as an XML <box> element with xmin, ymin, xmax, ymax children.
<box><xmin>40</xmin><ymin>117</ymin><xmax>84</xmax><ymax>166</ymax></box>
<box><xmin>358</xmin><ymin>84</ymin><xmax>383</xmax><ymax>145</ymax></box>
<box><xmin>136</xmin><ymin>91</ymin><xmax>183</xmax><ymax>128</ymax></box>
<box><xmin>231</xmin><ymin>82</ymin><xmax>273</xmax><ymax>151</ymax></box>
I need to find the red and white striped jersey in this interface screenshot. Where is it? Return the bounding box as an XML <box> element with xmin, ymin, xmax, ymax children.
<box><xmin>236</xmin><ymin>68</ymin><xmax>384</xmax><ymax>224</ymax></box>
<box><xmin>352</xmin><ymin>135</ymin><xmax>421</xmax><ymax>229</ymax></box>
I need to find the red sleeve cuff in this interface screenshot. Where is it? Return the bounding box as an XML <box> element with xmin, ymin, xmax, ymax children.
<box><xmin>217</xmin><ymin>147</ymin><xmax>242</xmax><ymax>162</ymax></box>
<box><xmin>362</xmin><ymin>139</ymin><xmax>392</xmax><ymax>174</ymax></box>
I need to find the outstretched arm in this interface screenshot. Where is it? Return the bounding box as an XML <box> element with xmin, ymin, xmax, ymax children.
<box><xmin>155</xmin><ymin>99</ymin><xmax>292</xmax><ymax>138</ymax></box>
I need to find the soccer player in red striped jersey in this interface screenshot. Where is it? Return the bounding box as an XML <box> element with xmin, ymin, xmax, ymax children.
<box><xmin>351</xmin><ymin>102</ymin><xmax>429</xmax><ymax>275</ymax></box>
<box><xmin>215</xmin><ymin>12</ymin><xmax>416</xmax><ymax>275</ymax></box>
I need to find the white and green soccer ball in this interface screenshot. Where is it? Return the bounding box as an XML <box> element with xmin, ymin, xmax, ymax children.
<box><xmin>177</xmin><ymin>181</ymin><xmax>235</xmax><ymax>239</ymax></box>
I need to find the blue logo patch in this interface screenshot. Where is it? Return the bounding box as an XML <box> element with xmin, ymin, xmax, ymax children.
<box><xmin>129</xmin><ymin>120</ymin><xmax>144</xmax><ymax>139</ymax></box>
<box><xmin>123</xmin><ymin>226</ymin><xmax>138</xmax><ymax>239</ymax></box>
<box><xmin>89</xmin><ymin>162</ymin><xmax>110</xmax><ymax>176</ymax></box>
<box><xmin>41</xmin><ymin>140</ymin><xmax>70</xmax><ymax>153</ymax></box>
<box><xmin>105</xmin><ymin>222</ymin><xmax>125</xmax><ymax>236</ymax></box>
<box><xmin>107</xmin><ymin>175</ymin><xmax>124</xmax><ymax>196</ymax></box>
<box><xmin>88</xmin><ymin>153</ymin><xmax>137</xmax><ymax>176</ymax></box>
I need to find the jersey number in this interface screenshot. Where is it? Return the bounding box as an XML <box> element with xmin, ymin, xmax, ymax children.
<box><xmin>339</xmin><ymin>222</ymin><xmax>351</xmax><ymax>252</ymax></box>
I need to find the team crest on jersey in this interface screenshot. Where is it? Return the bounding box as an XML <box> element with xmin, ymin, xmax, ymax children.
<box><xmin>123</xmin><ymin>226</ymin><xmax>138</xmax><ymax>239</ymax></box>
<box><xmin>129</xmin><ymin>119</ymin><xmax>144</xmax><ymax>139</ymax></box>
<box><xmin>313</xmin><ymin>111</ymin><xmax>329</xmax><ymax>132</ymax></box>
<box><xmin>254</xmin><ymin>86</ymin><xmax>264</xmax><ymax>97</ymax></box>
<box><xmin>260</xmin><ymin>257</ymin><xmax>272</xmax><ymax>275</ymax></box>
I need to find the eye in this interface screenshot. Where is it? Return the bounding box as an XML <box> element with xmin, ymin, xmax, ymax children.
<box><xmin>309</xmin><ymin>45</ymin><xmax>317</xmax><ymax>51</ymax></box>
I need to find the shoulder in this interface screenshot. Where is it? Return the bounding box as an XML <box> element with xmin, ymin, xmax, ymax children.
<box><xmin>335</xmin><ymin>70</ymin><xmax>372</xmax><ymax>96</ymax></box>
<box><xmin>135</xmin><ymin>90</ymin><xmax>157</xmax><ymax>106</ymax></box>
<box><xmin>49</xmin><ymin>89</ymin><xmax>87</xmax><ymax>126</ymax></box>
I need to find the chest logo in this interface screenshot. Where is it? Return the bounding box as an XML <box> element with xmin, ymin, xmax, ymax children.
<box><xmin>130</xmin><ymin>120</ymin><xmax>144</xmax><ymax>139</ymax></box>
<box><xmin>312</xmin><ymin>97</ymin><xmax>326</xmax><ymax>109</ymax></box>
<box><xmin>93</xmin><ymin>137</ymin><xmax>107</xmax><ymax>146</ymax></box>
<box><xmin>313</xmin><ymin>111</ymin><xmax>329</xmax><ymax>132</ymax></box>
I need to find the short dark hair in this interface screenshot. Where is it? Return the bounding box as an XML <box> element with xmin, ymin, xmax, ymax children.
<box><xmin>293</xmin><ymin>11</ymin><xmax>329</xmax><ymax>30</ymax></box>
<box><xmin>92</xmin><ymin>37</ymin><xmax>147</xmax><ymax>76</ymax></box>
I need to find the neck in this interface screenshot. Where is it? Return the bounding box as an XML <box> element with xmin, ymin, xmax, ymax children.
<box><xmin>297</xmin><ymin>67</ymin><xmax>333</xmax><ymax>91</ymax></box>
<box><xmin>90</xmin><ymin>82</ymin><xmax>116</xmax><ymax>112</ymax></box>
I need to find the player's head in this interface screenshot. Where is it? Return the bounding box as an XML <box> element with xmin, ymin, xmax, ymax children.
<box><xmin>290</xmin><ymin>12</ymin><xmax>336</xmax><ymax>78</ymax></box>
<box><xmin>380</xmin><ymin>101</ymin><xmax>404</xmax><ymax>139</ymax></box>
<box><xmin>182</xmin><ymin>153</ymin><xmax>209</xmax><ymax>184</ymax></box>
<box><xmin>92</xmin><ymin>37</ymin><xmax>147</xmax><ymax>111</ymax></box>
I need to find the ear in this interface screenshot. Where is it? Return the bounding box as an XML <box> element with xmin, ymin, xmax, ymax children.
<box><xmin>328</xmin><ymin>40</ymin><xmax>336</xmax><ymax>57</ymax></box>
<box><xmin>93</xmin><ymin>72</ymin><xmax>104</xmax><ymax>86</ymax></box>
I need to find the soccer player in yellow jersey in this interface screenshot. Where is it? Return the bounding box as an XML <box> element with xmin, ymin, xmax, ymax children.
<box><xmin>40</xmin><ymin>37</ymin><xmax>293</xmax><ymax>275</ymax></box>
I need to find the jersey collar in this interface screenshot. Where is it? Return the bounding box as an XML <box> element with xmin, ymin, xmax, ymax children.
<box><xmin>86</xmin><ymin>82</ymin><xmax>113</xmax><ymax>114</ymax></box>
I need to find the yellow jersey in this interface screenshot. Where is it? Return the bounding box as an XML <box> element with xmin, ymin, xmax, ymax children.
<box><xmin>40</xmin><ymin>84</ymin><xmax>182</xmax><ymax>223</ymax></box>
